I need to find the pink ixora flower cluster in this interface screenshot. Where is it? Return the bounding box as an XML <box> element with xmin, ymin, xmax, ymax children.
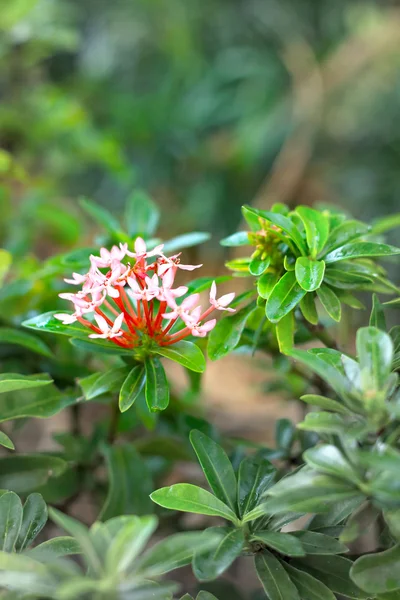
<box><xmin>55</xmin><ymin>238</ymin><xmax>235</xmax><ymax>349</ymax></box>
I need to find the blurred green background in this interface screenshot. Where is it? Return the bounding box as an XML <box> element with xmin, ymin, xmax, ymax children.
<box><xmin>1</xmin><ymin>0</ymin><xmax>400</xmax><ymax>260</ymax></box>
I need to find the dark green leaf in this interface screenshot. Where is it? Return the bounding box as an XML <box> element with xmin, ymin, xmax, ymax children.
<box><xmin>145</xmin><ymin>357</ymin><xmax>169</xmax><ymax>412</ymax></box>
<box><xmin>119</xmin><ymin>365</ymin><xmax>146</xmax><ymax>412</ymax></box>
<box><xmin>323</xmin><ymin>221</ymin><xmax>370</xmax><ymax>256</ymax></box>
<box><xmin>251</xmin><ymin>531</ymin><xmax>305</xmax><ymax>556</ymax></box>
<box><xmin>295</xmin><ymin>258</ymin><xmax>325</xmax><ymax>292</ymax></box>
<box><xmin>15</xmin><ymin>493</ymin><xmax>47</xmax><ymax>552</ymax></box>
<box><xmin>266</xmin><ymin>271</ymin><xmax>306</xmax><ymax>323</ymax></box>
<box><xmin>370</xmin><ymin>294</ymin><xmax>386</xmax><ymax>330</ymax></box>
<box><xmin>350</xmin><ymin>545</ymin><xmax>400</xmax><ymax>594</ymax></box>
<box><xmin>0</xmin><ymin>373</ymin><xmax>52</xmax><ymax>394</ymax></box>
<box><xmin>253</xmin><ymin>208</ymin><xmax>308</xmax><ymax>255</ymax></box>
<box><xmin>293</xmin><ymin>555</ymin><xmax>368</xmax><ymax>598</ymax></box>
<box><xmin>208</xmin><ymin>301</ymin><xmax>257</xmax><ymax>360</ymax></box>
<box><xmin>0</xmin><ymin>328</ymin><xmax>52</xmax><ymax>358</ymax></box>
<box><xmin>156</xmin><ymin>341</ymin><xmax>206</xmax><ymax>373</ymax></box>
<box><xmin>70</xmin><ymin>336</ymin><xmax>134</xmax><ymax>355</ymax></box>
<box><xmin>257</xmin><ymin>271</ymin><xmax>280</xmax><ymax>300</ymax></box>
<box><xmin>0</xmin><ymin>382</ymin><xmax>75</xmax><ymax>424</ymax></box>
<box><xmin>100</xmin><ymin>443</ymin><xmax>153</xmax><ymax>520</ymax></box>
<box><xmin>0</xmin><ymin>455</ymin><xmax>67</xmax><ymax>493</ymax></box>
<box><xmin>237</xmin><ymin>456</ymin><xmax>276</xmax><ymax>518</ymax></box>
<box><xmin>126</xmin><ymin>190</ymin><xmax>160</xmax><ymax>237</ymax></box>
<box><xmin>291</xmin><ymin>531</ymin><xmax>348</xmax><ymax>555</ymax></box>
<box><xmin>296</xmin><ymin>206</ymin><xmax>330</xmax><ymax>256</ymax></box>
<box><xmin>190</xmin><ymin>430</ymin><xmax>237</xmax><ymax>513</ymax></box>
<box><xmin>22</xmin><ymin>311</ymin><xmax>89</xmax><ymax>339</ymax></box>
<box><xmin>324</xmin><ymin>242</ymin><xmax>400</xmax><ymax>263</ymax></box>
<box><xmin>150</xmin><ymin>484</ymin><xmax>238</xmax><ymax>523</ymax></box>
<box><xmin>193</xmin><ymin>527</ymin><xmax>245</xmax><ymax>581</ymax></box>
<box><xmin>300</xmin><ymin>293</ymin><xmax>318</xmax><ymax>325</ymax></box>
<box><xmin>255</xmin><ymin>550</ymin><xmax>301</xmax><ymax>600</ymax></box>
<box><xmin>316</xmin><ymin>285</ymin><xmax>341</xmax><ymax>322</ymax></box>
<box><xmin>0</xmin><ymin>492</ymin><xmax>22</xmax><ymax>552</ymax></box>
<box><xmin>283</xmin><ymin>563</ymin><xmax>336</xmax><ymax>600</ymax></box>
<box><xmin>78</xmin><ymin>367</ymin><xmax>131</xmax><ymax>401</ymax></box>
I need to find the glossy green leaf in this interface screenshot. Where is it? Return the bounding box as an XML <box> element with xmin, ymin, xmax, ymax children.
<box><xmin>208</xmin><ymin>301</ymin><xmax>257</xmax><ymax>360</ymax></box>
<box><xmin>0</xmin><ymin>430</ymin><xmax>14</xmax><ymax>450</ymax></box>
<box><xmin>105</xmin><ymin>515</ymin><xmax>157</xmax><ymax>574</ymax></box>
<box><xmin>295</xmin><ymin>257</ymin><xmax>325</xmax><ymax>292</ymax></box>
<box><xmin>257</xmin><ymin>272</ymin><xmax>280</xmax><ymax>299</ymax></box>
<box><xmin>266</xmin><ymin>271</ymin><xmax>306</xmax><ymax>323</ymax></box>
<box><xmin>156</xmin><ymin>341</ymin><xmax>206</xmax><ymax>373</ymax></box>
<box><xmin>70</xmin><ymin>337</ymin><xmax>134</xmax><ymax>355</ymax></box>
<box><xmin>300</xmin><ymin>394</ymin><xmax>351</xmax><ymax>415</ymax></box>
<box><xmin>190</xmin><ymin>430</ymin><xmax>237</xmax><ymax>513</ymax></box>
<box><xmin>283</xmin><ymin>563</ymin><xmax>336</xmax><ymax>600</ymax></box>
<box><xmin>242</xmin><ymin>205</ymin><xmax>263</xmax><ymax>231</ymax></box>
<box><xmin>193</xmin><ymin>527</ymin><xmax>245</xmax><ymax>581</ymax></box>
<box><xmin>296</xmin><ymin>206</ymin><xmax>330</xmax><ymax>256</ymax></box>
<box><xmin>0</xmin><ymin>373</ymin><xmax>53</xmax><ymax>394</ymax></box>
<box><xmin>220</xmin><ymin>232</ymin><xmax>250</xmax><ymax>246</ymax></box>
<box><xmin>322</xmin><ymin>220</ymin><xmax>370</xmax><ymax>255</ymax></box>
<box><xmin>0</xmin><ymin>455</ymin><xmax>67</xmax><ymax>493</ymax></box>
<box><xmin>22</xmin><ymin>311</ymin><xmax>89</xmax><ymax>338</ymax></box>
<box><xmin>27</xmin><ymin>536</ymin><xmax>82</xmax><ymax>560</ymax></box>
<box><xmin>249</xmin><ymin>255</ymin><xmax>270</xmax><ymax>276</ymax></box>
<box><xmin>15</xmin><ymin>493</ymin><xmax>47</xmax><ymax>552</ymax></box>
<box><xmin>324</xmin><ymin>242</ymin><xmax>400</xmax><ymax>263</ymax></box>
<box><xmin>119</xmin><ymin>365</ymin><xmax>146</xmax><ymax>412</ymax></box>
<box><xmin>237</xmin><ymin>456</ymin><xmax>276</xmax><ymax>518</ymax></box>
<box><xmin>350</xmin><ymin>545</ymin><xmax>400</xmax><ymax>594</ymax></box>
<box><xmin>316</xmin><ymin>285</ymin><xmax>341</xmax><ymax>322</ymax></box>
<box><xmin>291</xmin><ymin>531</ymin><xmax>348</xmax><ymax>554</ymax></box>
<box><xmin>255</xmin><ymin>550</ymin><xmax>301</xmax><ymax>600</ymax></box>
<box><xmin>126</xmin><ymin>189</ymin><xmax>160</xmax><ymax>237</ymax></box>
<box><xmin>136</xmin><ymin>530</ymin><xmax>219</xmax><ymax>577</ymax></box>
<box><xmin>253</xmin><ymin>207</ymin><xmax>308</xmax><ymax>255</ymax></box>
<box><xmin>0</xmin><ymin>328</ymin><xmax>52</xmax><ymax>358</ymax></box>
<box><xmin>293</xmin><ymin>555</ymin><xmax>368</xmax><ymax>598</ymax></box>
<box><xmin>0</xmin><ymin>492</ymin><xmax>22</xmax><ymax>552</ymax></box>
<box><xmin>300</xmin><ymin>293</ymin><xmax>318</xmax><ymax>325</ymax></box>
<box><xmin>251</xmin><ymin>531</ymin><xmax>305</xmax><ymax>556</ymax></box>
<box><xmin>78</xmin><ymin>366</ymin><xmax>131</xmax><ymax>400</ymax></box>
<box><xmin>150</xmin><ymin>484</ymin><xmax>238</xmax><ymax>523</ymax></box>
<box><xmin>162</xmin><ymin>232</ymin><xmax>211</xmax><ymax>253</ymax></box>
<box><xmin>304</xmin><ymin>445</ymin><xmax>356</xmax><ymax>481</ymax></box>
<box><xmin>0</xmin><ymin>382</ymin><xmax>74</xmax><ymax>424</ymax></box>
<box><xmin>100</xmin><ymin>443</ymin><xmax>153</xmax><ymax>520</ymax></box>
<box><xmin>79</xmin><ymin>196</ymin><xmax>123</xmax><ymax>237</ymax></box>
<box><xmin>276</xmin><ymin>311</ymin><xmax>294</xmax><ymax>354</ymax></box>
<box><xmin>49</xmin><ymin>508</ymin><xmax>103</xmax><ymax>575</ymax></box>
<box><xmin>145</xmin><ymin>357</ymin><xmax>169</xmax><ymax>412</ymax></box>
<box><xmin>357</xmin><ymin>326</ymin><xmax>393</xmax><ymax>391</ymax></box>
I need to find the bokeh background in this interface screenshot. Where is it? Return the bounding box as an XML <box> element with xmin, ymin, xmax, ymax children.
<box><xmin>1</xmin><ymin>0</ymin><xmax>400</xmax><ymax>440</ymax></box>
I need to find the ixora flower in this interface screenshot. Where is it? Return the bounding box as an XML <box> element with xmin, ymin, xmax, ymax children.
<box><xmin>53</xmin><ymin>238</ymin><xmax>235</xmax><ymax>352</ymax></box>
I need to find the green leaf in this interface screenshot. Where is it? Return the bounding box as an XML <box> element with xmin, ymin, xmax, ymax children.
<box><xmin>249</xmin><ymin>255</ymin><xmax>270</xmax><ymax>276</ymax></box>
<box><xmin>289</xmin><ymin>349</ymin><xmax>349</xmax><ymax>397</ymax></box>
<box><xmin>276</xmin><ymin>312</ymin><xmax>294</xmax><ymax>354</ymax></box>
<box><xmin>251</xmin><ymin>531</ymin><xmax>305</xmax><ymax>556</ymax></box>
<box><xmin>126</xmin><ymin>190</ymin><xmax>160</xmax><ymax>237</ymax></box>
<box><xmin>190</xmin><ymin>430</ymin><xmax>237</xmax><ymax>513</ymax></box>
<box><xmin>257</xmin><ymin>272</ymin><xmax>280</xmax><ymax>300</ymax></box>
<box><xmin>300</xmin><ymin>394</ymin><xmax>351</xmax><ymax>415</ymax></box>
<box><xmin>0</xmin><ymin>430</ymin><xmax>14</xmax><ymax>450</ymax></box>
<box><xmin>0</xmin><ymin>455</ymin><xmax>66</xmax><ymax>493</ymax></box>
<box><xmin>255</xmin><ymin>550</ymin><xmax>301</xmax><ymax>600</ymax></box>
<box><xmin>295</xmin><ymin>258</ymin><xmax>325</xmax><ymax>292</ymax></box>
<box><xmin>297</xmin><ymin>412</ymin><xmax>347</xmax><ymax>434</ymax></box>
<box><xmin>237</xmin><ymin>456</ymin><xmax>276</xmax><ymax>518</ymax></box>
<box><xmin>300</xmin><ymin>293</ymin><xmax>318</xmax><ymax>325</ymax></box>
<box><xmin>136</xmin><ymin>530</ymin><xmax>220</xmax><ymax>577</ymax></box>
<box><xmin>208</xmin><ymin>301</ymin><xmax>257</xmax><ymax>360</ymax></box>
<box><xmin>316</xmin><ymin>285</ymin><xmax>341</xmax><ymax>322</ymax></box>
<box><xmin>324</xmin><ymin>242</ymin><xmax>400</xmax><ymax>263</ymax></box>
<box><xmin>0</xmin><ymin>492</ymin><xmax>22</xmax><ymax>552</ymax></box>
<box><xmin>15</xmin><ymin>493</ymin><xmax>47</xmax><ymax>552</ymax></box>
<box><xmin>220</xmin><ymin>232</ymin><xmax>250</xmax><ymax>247</ymax></box>
<box><xmin>0</xmin><ymin>381</ymin><xmax>74</xmax><ymax>424</ymax></box>
<box><xmin>283</xmin><ymin>563</ymin><xmax>336</xmax><ymax>600</ymax></box>
<box><xmin>100</xmin><ymin>443</ymin><xmax>153</xmax><ymax>520</ymax></box>
<box><xmin>22</xmin><ymin>311</ymin><xmax>90</xmax><ymax>339</ymax></box>
<box><xmin>291</xmin><ymin>531</ymin><xmax>348</xmax><ymax>555</ymax></box>
<box><xmin>296</xmin><ymin>206</ymin><xmax>330</xmax><ymax>256</ymax></box>
<box><xmin>322</xmin><ymin>220</ymin><xmax>370</xmax><ymax>255</ymax></box>
<box><xmin>70</xmin><ymin>337</ymin><xmax>134</xmax><ymax>355</ymax></box>
<box><xmin>293</xmin><ymin>555</ymin><xmax>368</xmax><ymax>598</ymax></box>
<box><xmin>0</xmin><ymin>328</ymin><xmax>53</xmax><ymax>358</ymax></box>
<box><xmin>150</xmin><ymin>484</ymin><xmax>238</xmax><ymax>523</ymax></box>
<box><xmin>49</xmin><ymin>508</ymin><xmax>103</xmax><ymax>575</ymax></box>
<box><xmin>350</xmin><ymin>545</ymin><xmax>400</xmax><ymax>594</ymax></box>
<box><xmin>266</xmin><ymin>271</ymin><xmax>306</xmax><ymax>323</ymax></box>
<box><xmin>197</xmin><ymin>594</ymin><xmax>219</xmax><ymax>600</ymax></box>
<box><xmin>304</xmin><ymin>445</ymin><xmax>356</xmax><ymax>481</ymax></box>
<box><xmin>250</xmin><ymin>207</ymin><xmax>308</xmax><ymax>255</ymax></box>
<box><xmin>193</xmin><ymin>527</ymin><xmax>245</xmax><ymax>581</ymax></box>
<box><xmin>156</xmin><ymin>341</ymin><xmax>206</xmax><ymax>373</ymax></box>
<box><xmin>78</xmin><ymin>367</ymin><xmax>131</xmax><ymax>401</ymax></box>
<box><xmin>357</xmin><ymin>326</ymin><xmax>393</xmax><ymax>391</ymax></box>
<box><xmin>0</xmin><ymin>373</ymin><xmax>53</xmax><ymax>394</ymax></box>
<box><xmin>370</xmin><ymin>294</ymin><xmax>387</xmax><ymax>330</ymax></box>
<box><xmin>162</xmin><ymin>232</ymin><xmax>211</xmax><ymax>253</ymax></box>
<box><xmin>105</xmin><ymin>515</ymin><xmax>157</xmax><ymax>574</ymax></box>
<box><xmin>27</xmin><ymin>536</ymin><xmax>82</xmax><ymax>560</ymax></box>
<box><xmin>79</xmin><ymin>197</ymin><xmax>123</xmax><ymax>237</ymax></box>
<box><xmin>145</xmin><ymin>357</ymin><xmax>169</xmax><ymax>412</ymax></box>
<box><xmin>119</xmin><ymin>365</ymin><xmax>146</xmax><ymax>412</ymax></box>
<box><xmin>0</xmin><ymin>249</ymin><xmax>12</xmax><ymax>285</ymax></box>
